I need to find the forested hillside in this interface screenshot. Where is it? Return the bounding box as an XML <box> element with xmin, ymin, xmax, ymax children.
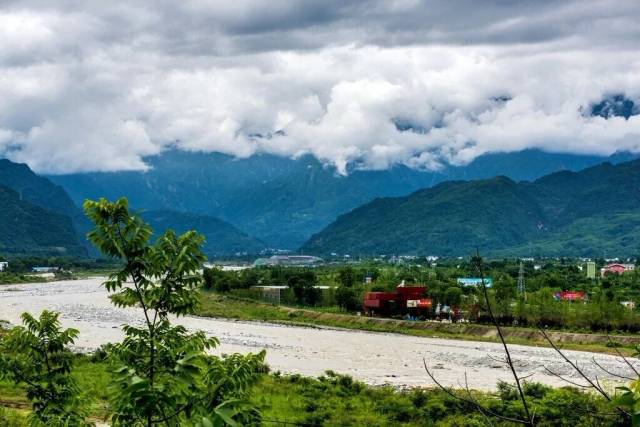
<box><xmin>302</xmin><ymin>159</ymin><xmax>640</xmax><ymax>257</ymax></box>
<box><xmin>48</xmin><ymin>149</ymin><xmax>637</xmax><ymax>248</ymax></box>
<box><xmin>142</xmin><ymin>210</ymin><xmax>265</xmax><ymax>256</ymax></box>
<box><xmin>0</xmin><ymin>185</ymin><xmax>86</xmax><ymax>256</ymax></box>
<box><xmin>0</xmin><ymin>159</ymin><xmax>267</xmax><ymax>257</ymax></box>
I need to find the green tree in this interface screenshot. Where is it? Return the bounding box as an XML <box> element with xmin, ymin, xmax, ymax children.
<box><xmin>287</xmin><ymin>270</ymin><xmax>320</xmax><ymax>306</ymax></box>
<box><xmin>203</xmin><ymin>267</ymin><xmax>239</xmax><ymax>292</ymax></box>
<box><xmin>84</xmin><ymin>197</ymin><xmax>265</xmax><ymax>426</ymax></box>
<box><xmin>444</xmin><ymin>287</ymin><xmax>462</xmax><ymax>308</ymax></box>
<box><xmin>0</xmin><ymin>311</ymin><xmax>90</xmax><ymax>426</ymax></box>
<box><xmin>338</xmin><ymin>267</ymin><xmax>356</xmax><ymax>287</ymax></box>
<box><xmin>494</xmin><ymin>273</ymin><xmax>517</xmax><ymax>304</ymax></box>
<box><xmin>335</xmin><ymin>286</ymin><xmax>360</xmax><ymax>311</ymax></box>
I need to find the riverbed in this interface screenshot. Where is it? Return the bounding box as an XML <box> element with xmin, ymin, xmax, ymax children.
<box><xmin>0</xmin><ymin>278</ymin><xmax>636</xmax><ymax>390</ymax></box>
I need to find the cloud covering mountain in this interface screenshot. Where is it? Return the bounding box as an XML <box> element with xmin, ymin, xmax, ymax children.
<box><xmin>1</xmin><ymin>0</ymin><xmax>640</xmax><ymax>174</ymax></box>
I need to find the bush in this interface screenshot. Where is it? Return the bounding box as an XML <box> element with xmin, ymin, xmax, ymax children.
<box><xmin>335</xmin><ymin>286</ymin><xmax>360</xmax><ymax>311</ymax></box>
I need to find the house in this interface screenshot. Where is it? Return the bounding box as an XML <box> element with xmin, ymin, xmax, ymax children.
<box><xmin>554</xmin><ymin>291</ymin><xmax>586</xmax><ymax>302</ymax></box>
<box><xmin>363</xmin><ymin>283</ymin><xmax>432</xmax><ymax>316</ymax></box>
<box><xmin>600</xmin><ymin>263</ymin><xmax>635</xmax><ymax>277</ymax></box>
<box><xmin>0</xmin><ymin>261</ymin><xmax>7</xmax><ymax>271</ymax></box>
<box><xmin>457</xmin><ymin>277</ymin><xmax>493</xmax><ymax>287</ymax></box>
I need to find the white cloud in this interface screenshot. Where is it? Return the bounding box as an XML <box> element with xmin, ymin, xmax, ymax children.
<box><xmin>0</xmin><ymin>1</ymin><xmax>639</xmax><ymax>173</ymax></box>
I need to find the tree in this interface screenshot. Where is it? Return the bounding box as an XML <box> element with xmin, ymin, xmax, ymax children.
<box><xmin>287</xmin><ymin>270</ymin><xmax>320</xmax><ymax>306</ymax></box>
<box><xmin>0</xmin><ymin>311</ymin><xmax>90</xmax><ymax>427</ymax></box>
<box><xmin>84</xmin><ymin>197</ymin><xmax>265</xmax><ymax>426</ymax></box>
<box><xmin>203</xmin><ymin>267</ymin><xmax>238</xmax><ymax>292</ymax></box>
<box><xmin>443</xmin><ymin>287</ymin><xmax>462</xmax><ymax>308</ymax></box>
<box><xmin>335</xmin><ymin>286</ymin><xmax>360</xmax><ymax>311</ymax></box>
<box><xmin>338</xmin><ymin>267</ymin><xmax>356</xmax><ymax>287</ymax></box>
<box><xmin>494</xmin><ymin>272</ymin><xmax>517</xmax><ymax>304</ymax></box>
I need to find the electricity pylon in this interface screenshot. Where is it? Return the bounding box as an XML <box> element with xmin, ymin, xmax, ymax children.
<box><xmin>518</xmin><ymin>261</ymin><xmax>526</xmax><ymax>300</ymax></box>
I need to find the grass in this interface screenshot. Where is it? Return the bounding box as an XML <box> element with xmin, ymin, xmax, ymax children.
<box><xmin>0</xmin><ymin>356</ymin><xmax>112</xmax><ymax>424</ymax></box>
<box><xmin>197</xmin><ymin>292</ymin><xmax>639</xmax><ymax>355</ymax></box>
<box><xmin>0</xmin><ymin>268</ymin><xmax>117</xmax><ymax>285</ymax></box>
<box><xmin>0</xmin><ymin>272</ymin><xmax>46</xmax><ymax>285</ymax></box>
<box><xmin>72</xmin><ymin>268</ymin><xmax>118</xmax><ymax>279</ymax></box>
<box><xmin>0</xmin><ymin>357</ymin><xmax>621</xmax><ymax>426</ymax></box>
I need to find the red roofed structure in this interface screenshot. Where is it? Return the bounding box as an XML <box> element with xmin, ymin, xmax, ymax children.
<box><xmin>364</xmin><ymin>283</ymin><xmax>432</xmax><ymax>316</ymax></box>
<box><xmin>601</xmin><ymin>263</ymin><xmax>635</xmax><ymax>277</ymax></box>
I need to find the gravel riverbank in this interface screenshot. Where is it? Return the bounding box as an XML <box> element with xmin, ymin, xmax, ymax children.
<box><xmin>0</xmin><ymin>278</ymin><xmax>636</xmax><ymax>391</ymax></box>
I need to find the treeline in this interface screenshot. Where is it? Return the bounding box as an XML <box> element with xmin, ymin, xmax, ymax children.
<box><xmin>204</xmin><ymin>259</ymin><xmax>640</xmax><ymax>332</ymax></box>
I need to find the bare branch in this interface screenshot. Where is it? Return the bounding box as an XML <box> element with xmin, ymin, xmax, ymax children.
<box><xmin>423</xmin><ymin>359</ymin><xmax>531</xmax><ymax>425</ymax></box>
<box><xmin>542</xmin><ymin>366</ymin><xmax>591</xmax><ymax>388</ymax></box>
<box><xmin>474</xmin><ymin>253</ymin><xmax>534</xmax><ymax>426</ymax></box>
<box><xmin>591</xmin><ymin>357</ymin><xmax>635</xmax><ymax>381</ymax></box>
<box><xmin>540</xmin><ymin>329</ymin><xmax>631</xmax><ymax>420</ymax></box>
<box><xmin>607</xmin><ymin>334</ymin><xmax>640</xmax><ymax>378</ymax></box>
<box><xmin>487</xmin><ymin>354</ymin><xmax>509</xmax><ymax>365</ymax></box>
<box><xmin>539</xmin><ymin>330</ymin><xmax>611</xmax><ymax>400</ymax></box>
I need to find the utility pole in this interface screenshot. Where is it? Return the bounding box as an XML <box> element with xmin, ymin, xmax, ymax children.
<box><xmin>518</xmin><ymin>260</ymin><xmax>526</xmax><ymax>300</ymax></box>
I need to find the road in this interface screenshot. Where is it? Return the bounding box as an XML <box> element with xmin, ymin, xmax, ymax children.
<box><xmin>0</xmin><ymin>278</ymin><xmax>636</xmax><ymax>390</ymax></box>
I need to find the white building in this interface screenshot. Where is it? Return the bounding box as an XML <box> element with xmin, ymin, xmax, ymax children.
<box><xmin>0</xmin><ymin>261</ymin><xmax>7</xmax><ymax>271</ymax></box>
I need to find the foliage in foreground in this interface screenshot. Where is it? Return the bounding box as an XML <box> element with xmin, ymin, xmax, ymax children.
<box><xmin>0</xmin><ymin>357</ymin><xmax>627</xmax><ymax>427</ymax></box>
<box><xmin>84</xmin><ymin>197</ymin><xmax>266</xmax><ymax>426</ymax></box>
<box><xmin>254</xmin><ymin>371</ymin><xmax>624</xmax><ymax>427</ymax></box>
<box><xmin>0</xmin><ymin>197</ymin><xmax>267</xmax><ymax>427</ymax></box>
<box><xmin>0</xmin><ymin>311</ymin><xmax>90</xmax><ymax>426</ymax></box>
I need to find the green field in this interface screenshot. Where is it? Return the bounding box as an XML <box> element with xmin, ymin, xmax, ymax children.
<box><xmin>0</xmin><ymin>356</ymin><xmax>622</xmax><ymax>426</ymax></box>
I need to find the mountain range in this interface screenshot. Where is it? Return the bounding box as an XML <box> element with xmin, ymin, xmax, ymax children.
<box><xmin>2</xmin><ymin>149</ymin><xmax>640</xmax><ymax>258</ymax></box>
<box><xmin>0</xmin><ymin>159</ymin><xmax>265</xmax><ymax>258</ymax></box>
<box><xmin>302</xmin><ymin>159</ymin><xmax>640</xmax><ymax>257</ymax></box>
<box><xmin>48</xmin><ymin>149</ymin><xmax>638</xmax><ymax>249</ymax></box>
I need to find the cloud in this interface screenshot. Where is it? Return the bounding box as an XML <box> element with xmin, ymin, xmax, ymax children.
<box><xmin>0</xmin><ymin>1</ymin><xmax>639</xmax><ymax>173</ymax></box>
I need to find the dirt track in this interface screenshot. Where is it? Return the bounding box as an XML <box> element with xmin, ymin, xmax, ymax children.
<box><xmin>1</xmin><ymin>278</ymin><xmax>637</xmax><ymax>390</ymax></box>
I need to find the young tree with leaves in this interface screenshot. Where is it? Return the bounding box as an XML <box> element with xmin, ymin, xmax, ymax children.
<box><xmin>84</xmin><ymin>197</ymin><xmax>265</xmax><ymax>426</ymax></box>
<box><xmin>0</xmin><ymin>311</ymin><xmax>91</xmax><ymax>427</ymax></box>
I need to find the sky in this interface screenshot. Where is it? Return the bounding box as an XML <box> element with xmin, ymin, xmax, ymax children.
<box><xmin>0</xmin><ymin>0</ymin><xmax>639</xmax><ymax>174</ymax></box>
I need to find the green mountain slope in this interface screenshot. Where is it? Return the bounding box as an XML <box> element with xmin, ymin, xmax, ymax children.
<box><xmin>0</xmin><ymin>158</ymin><xmax>96</xmax><ymax>254</ymax></box>
<box><xmin>142</xmin><ymin>210</ymin><xmax>265</xmax><ymax>257</ymax></box>
<box><xmin>48</xmin><ymin>150</ymin><xmax>637</xmax><ymax>248</ymax></box>
<box><xmin>0</xmin><ymin>184</ymin><xmax>86</xmax><ymax>256</ymax></box>
<box><xmin>0</xmin><ymin>159</ymin><xmax>267</xmax><ymax>257</ymax></box>
<box><xmin>0</xmin><ymin>159</ymin><xmax>78</xmax><ymax>218</ymax></box>
<box><xmin>301</xmin><ymin>160</ymin><xmax>640</xmax><ymax>257</ymax></box>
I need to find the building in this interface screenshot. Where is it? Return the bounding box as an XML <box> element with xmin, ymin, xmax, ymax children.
<box><xmin>0</xmin><ymin>261</ymin><xmax>7</xmax><ymax>271</ymax></box>
<box><xmin>363</xmin><ymin>283</ymin><xmax>432</xmax><ymax>316</ymax></box>
<box><xmin>600</xmin><ymin>263</ymin><xmax>635</xmax><ymax>277</ymax></box>
<box><xmin>586</xmin><ymin>262</ymin><xmax>596</xmax><ymax>279</ymax></box>
<box><xmin>457</xmin><ymin>277</ymin><xmax>493</xmax><ymax>287</ymax></box>
<box><xmin>252</xmin><ymin>255</ymin><xmax>323</xmax><ymax>267</ymax></box>
<box><xmin>621</xmin><ymin>301</ymin><xmax>636</xmax><ymax>310</ymax></box>
<box><xmin>554</xmin><ymin>291</ymin><xmax>586</xmax><ymax>302</ymax></box>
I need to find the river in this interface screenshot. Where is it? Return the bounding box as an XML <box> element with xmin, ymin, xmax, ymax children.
<box><xmin>0</xmin><ymin>278</ymin><xmax>635</xmax><ymax>390</ymax></box>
